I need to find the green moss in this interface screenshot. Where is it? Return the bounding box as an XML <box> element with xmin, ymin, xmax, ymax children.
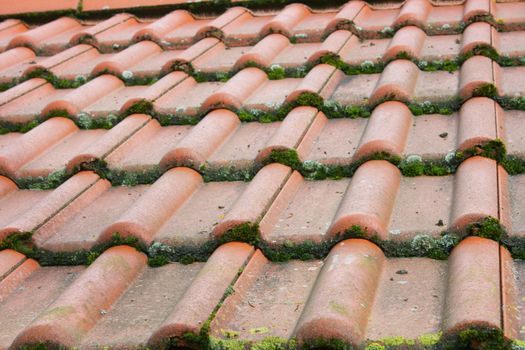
<box><xmin>17</xmin><ymin>169</ymin><xmax>70</xmax><ymax>190</ymax></box>
<box><xmin>502</xmin><ymin>155</ymin><xmax>525</xmax><ymax>175</ymax></box>
<box><xmin>266</xmin><ymin>149</ymin><xmax>302</xmax><ymax>169</ymax></box>
<box><xmin>466</xmin><ymin>216</ymin><xmax>506</xmax><ymax>241</ymax></box>
<box><xmin>300</xmin><ymin>337</ymin><xmax>353</xmax><ymax>350</ymax></box>
<box><xmin>419</xmin><ymin>332</ymin><xmax>442</xmax><ymax>347</ymax></box>
<box><xmin>440</xmin><ymin>326</ymin><xmax>511</xmax><ymax>350</ymax></box>
<box><xmin>218</xmin><ymin>223</ymin><xmax>260</xmax><ymax>245</ymax></box>
<box><xmin>125</xmin><ymin>99</ymin><xmax>153</xmax><ymax>116</ymax></box>
<box><xmin>365</xmin><ymin>343</ymin><xmax>386</xmax><ymax>350</ymax></box>
<box><xmin>472</xmin><ymin>83</ymin><xmax>498</xmax><ymax>98</ymax></box>
<box><xmin>147</xmin><ymin>254</ymin><xmax>170</xmax><ymax>267</ymax></box>
<box><xmin>267</xmin><ymin>65</ymin><xmax>286</xmax><ymax>80</ymax></box>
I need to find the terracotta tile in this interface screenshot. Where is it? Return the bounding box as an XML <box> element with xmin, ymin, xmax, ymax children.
<box><xmin>94</xmin><ymin>18</ymin><xmax>148</xmax><ymax>53</ymax></box>
<box><xmin>69</xmin><ymin>13</ymin><xmax>134</xmax><ymax>47</ymax></box>
<box><xmin>499</xmin><ymin>31</ymin><xmax>525</xmax><ymax>57</ymax></box>
<box><xmin>354</xmin><ymin>7</ymin><xmax>399</xmax><ymax>33</ymax></box>
<box><xmin>0</xmin><ymin>117</ymin><xmax>78</xmax><ymax>177</ymax></box>
<box><xmin>507</xmin><ymin>173</ymin><xmax>525</xmax><ymax>238</ymax></box>
<box><xmin>463</xmin><ymin>0</ymin><xmax>491</xmax><ymax>23</ymax></box>
<box><xmin>370</xmin><ymin>59</ymin><xmax>419</xmax><ymax>105</ymax></box>
<box><xmin>461</xmin><ymin>22</ymin><xmax>494</xmax><ymax>56</ymax></box>
<box><xmin>160</xmin><ymin>109</ymin><xmax>239</xmax><ymax>169</ymax></box>
<box><xmin>0</xmin><ymin>171</ymin><xmax>100</xmax><ymax>243</ymax></box>
<box><xmin>163</xmin><ymin>18</ymin><xmax>212</xmax><ymax>49</ymax></box>
<box><xmin>286</xmin><ymin>64</ymin><xmax>341</xmax><ymax>103</ymax></box>
<box><xmin>304</xmin><ymin>118</ymin><xmax>367</xmax><ymax>164</ymax></box>
<box><xmin>500</xmin><ymin>66</ymin><xmax>525</xmax><ymax>97</ymax></box>
<box><xmin>105</xmin><ymin>121</ymin><xmax>191</xmax><ymax>172</ymax></box>
<box><xmin>329</xmin><ymin>160</ymin><xmax>401</xmax><ymax>240</ymax></box>
<box><xmin>293</xmin><ymin>12</ymin><xmax>335</xmax><ymax>42</ymax></box>
<box><xmin>501</xmin><ymin>245</ymin><xmax>520</xmax><ymax>340</ymax></box>
<box><xmin>426</xmin><ymin>6</ymin><xmax>463</xmax><ymax>28</ymax></box>
<box><xmin>207</xmin><ymin>121</ymin><xmax>279</xmax><ymax>170</ymax></box>
<box><xmin>414</xmin><ymin>70</ymin><xmax>459</xmax><ymax>103</ymax></box>
<box><xmin>36</xmin><ymin>183</ymin><xmax>143</xmax><ymax>251</ymax></box>
<box><xmin>339</xmin><ymin>36</ymin><xmax>388</xmax><ymax>66</ymax></box>
<box><xmin>129</xmin><ymin>49</ymin><xmax>183</xmax><ymax>77</ymax></box>
<box><xmin>0</xmin><ymin>249</ymin><xmax>25</xmax><ymax>280</ymax></box>
<box><xmin>7</xmin><ymin>17</ymin><xmax>82</xmax><ymax>54</ymax></box>
<box><xmin>261</xmin><ymin>174</ymin><xmax>348</xmax><ymax>244</ymax></box>
<box><xmin>366</xmin><ymin>256</ymin><xmax>446</xmax><ymax>340</ymax></box>
<box><xmin>260</xmin><ymin>4</ymin><xmax>311</xmax><ymax>38</ymax></box>
<box><xmin>326</xmin><ymin>1</ymin><xmax>365</xmax><ymax>33</ymax></box>
<box><xmin>66</xmin><ymin>114</ymin><xmax>152</xmax><ymax>172</ymax></box>
<box><xmin>213</xmin><ymin>163</ymin><xmax>292</xmax><ymax>238</ymax></box>
<box><xmin>457</xmin><ymin>97</ymin><xmax>500</xmax><ymax>151</ymax></box>
<box><xmin>100</xmin><ymin>167</ymin><xmax>202</xmax><ymax>245</ymax></box>
<box><xmin>495</xmin><ymin>2</ymin><xmax>525</xmax><ymax>28</ymax></box>
<box><xmin>404</xmin><ymin>113</ymin><xmax>457</xmax><ymax>158</ymax></box>
<box><xmin>91</xmin><ymin>40</ymin><xmax>163</xmax><ymax>77</ymax></box>
<box><xmin>443</xmin><ymin>237</ymin><xmax>501</xmax><ymax>333</ymax></box>
<box><xmin>459</xmin><ymin>55</ymin><xmax>496</xmax><ymax>100</ymax></box>
<box><xmin>0</xmin><ymin>265</ymin><xmax>83</xmax><ymax>349</ymax></box>
<box><xmin>210</xmin><ymin>250</ymin><xmax>322</xmax><ymax>342</ymax></box>
<box><xmin>0</xmin><ymin>47</ymin><xmax>35</xmax><ymax>77</ymax></box>
<box><xmin>81</xmin><ymin>261</ymin><xmax>204</xmax><ymax>349</ymax></box>
<box><xmin>451</xmin><ymin>156</ymin><xmax>499</xmax><ymax>232</ymax></box>
<box><xmin>0</xmin><ymin>21</ymin><xmax>28</xmax><ymax>52</ymax></box>
<box><xmin>12</xmin><ymin>246</ymin><xmax>146</xmax><ymax>348</ymax></box>
<box><xmin>154</xmin><ymin>78</ymin><xmax>217</xmax><ymax>117</ymax></box>
<box><xmin>420</xmin><ymin>33</ymin><xmax>461</xmax><ymax>61</ymax></box>
<box><xmin>196</xmin><ymin>7</ymin><xmax>250</xmax><ymax>42</ymax></box>
<box><xmin>203</xmin><ymin>67</ymin><xmax>267</xmax><ymax>111</ymax></box>
<box><xmin>389</xmin><ymin>176</ymin><xmax>453</xmax><ymax>239</ymax></box>
<box><xmin>235</xmin><ymin>33</ymin><xmax>289</xmax><ymax>69</ymax></box>
<box><xmin>243</xmin><ymin>78</ymin><xmax>298</xmax><ymax>111</ymax></box>
<box><xmin>132</xmin><ymin>10</ymin><xmax>195</xmax><ymax>43</ymax></box>
<box><xmin>149</xmin><ymin>242</ymin><xmax>254</xmax><ymax>346</ymax></box>
<box><xmin>48</xmin><ymin>46</ymin><xmax>107</xmax><ymax>81</ymax></box>
<box><xmin>0</xmin><ymin>259</ymin><xmax>39</xmax><ymax>302</ymax></box>
<box><xmin>223</xmin><ymin>15</ymin><xmax>271</xmax><ymax>46</ymax></box>
<box><xmin>396</xmin><ymin>0</ymin><xmax>432</xmax><ymax>28</ymax></box>
<box><xmin>353</xmin><ymin>101</ymin><xmax>412</xmax><ymax>161</ymax></box>
<box><xmin>383</xmin><ymin>25</ymin><xmax>426</xmax><ymax>61</ymax></box>
<box><xmin>505</xmin><ymin>110</ymin><xmax>525</xmax><ymax>159</ymax></box>
<box><xmin>307</xmin><ymin>29</ymin><xmax>351</xmax><ymax>64</ymax></box>
<box><xmin>155</xmin><ymin>181</ymin><xmax>247</xmax><ymax>247</ymax></box>
<box><xmin>43</xmin><ymin>74</ymin><xmax>124</xmax><ymax>117</ymax></box>
<box><xmin>257</xmin><ymin>106</ymin><xmax>320</xmax><ymax>162</ymax></box>
<box><xmin>295</xmin><ymin>239</ymin><xmax>385</xmax><ymax>348</ymax></box>
<box><xmin>193</xmin><ymin>45</ymin><xmax>245</xmax><ymax>74</ymax></box>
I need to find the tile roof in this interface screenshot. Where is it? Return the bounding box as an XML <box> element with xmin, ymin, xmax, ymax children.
<box><xmin>1</xmin><ymin>0</ymin><xmax>525</xmax><ymax>349</ymax></box>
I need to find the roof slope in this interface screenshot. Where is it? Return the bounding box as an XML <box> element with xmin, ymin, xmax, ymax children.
<box><xmin>1</xmin><ymin>0</ymin><xmax>525</xmax><ymax>349</ymax></box>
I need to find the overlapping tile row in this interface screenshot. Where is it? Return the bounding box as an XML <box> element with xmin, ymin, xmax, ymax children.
<box><xmin>2</xmin><ymin>20</ymin><xmax>525</xmax><ymax>91</ymax></box>
<box><xmin>1</xmin><ymin>55</ymin><xmax>525</xmax><ymax>131</ymax></box>
<box><xmin>2</xmin><ymin>0</ymin><xmax>525</xmax><ymax>57</ymax></box>
<box><xmin>0</xmin><ymin>97</ymin><xmax>519</xmax><ymax>186</ymax></box>
<box><xmin>1</xmin><ymin>156</ymin><xmax>523</xmax><ymax>261</ymax></box>
<box><xmin>2</xmin><ymin>238</ymin><xmax>525</xmax><ymax>349</ymax></box>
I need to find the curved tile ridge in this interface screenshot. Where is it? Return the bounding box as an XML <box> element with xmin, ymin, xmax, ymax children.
<box><xmin>0</xmin><ymin>96</ymin><xmax>510</xmax><ymax>188</ymax></box>
<box><xmin>294</xmin><ymin>239</ymin><xmax>385</xmax><ymax>348</ymax></box>
<box><xmin>4</xmin><ymin>53</ymin><xmax>520</xmax><ymax>131</ymax></box>
<box><xmin>6</xmin><ymin>19</ymin><xmax>525</xmax><ymax>94</ymax></box>
<box><xmin>0</xmin><ymin>171</ymin><xmax>101</xmax><ymax>243</ymax></box>
<box><xmin>11</xmin><ymin>245</ymin><xmax>147</xmax><ymax>349</ymax></box>
<box><xmin>206</xmin><ymin>237</ymin><xmax>508</xmax><ymax>349</ymax></box>
<box><xmin>1</xmin><ymin>237</ymin><xmax>514</xmax><ymax>349</ymax></box>
<box><xmin>0</xmin><ymin>249</ymin><xmax>39</xmax><ymax>302</ymax></box>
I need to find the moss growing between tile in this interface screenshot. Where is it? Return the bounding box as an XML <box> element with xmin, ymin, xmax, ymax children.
<box><xmin>16</xmin><ymin>169</ymin><xmax>70</xmax><ymax>190</ymax></box>
<box><xmin>502</xmin><ymin>155</ymin><xmax>525</xmax><ymax>175</ymax></box>
<box><xmin>472</xmin><ymin>84</ymin><xmax>498</xmax><ymax>99</ymax></box>
<box><xmin>466</xmin><ymin>216</ymin><xmax>506</xmax><ymax>241</ymax></box>
<box><xmin>265</xmin><ymin>149</ymin><xmax>302</xmax><ymax>170</ymax></box>
<box><xmin>440</xmin><ymin>326</ymin><xmax>511</xmax><ymax>350</ymax></box>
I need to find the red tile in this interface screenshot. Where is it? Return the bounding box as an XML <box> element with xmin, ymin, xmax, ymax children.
<box><xmin>395</xmin><ymin>0</ymin><xmax>432</xmax><ymax>28</ymax></box>
<box><xmin>12</xmin><ymin>246</ymin><xmax>146</xmax><ymax>348</ymax></box>
<box><xmin>383</xmin><ymin>25</ymin><xmax>426</xmax><ymax>61</ymax></box>
<box><xmin>235</xmin><ymin>33</ymin><xmax>289</xmax><ymax>69</ymax></box>
<box><xmin>0</xmin><ymin>171</ymin><xmax>100</xmax><ymax>243</ymax></box>
<box><xmin>457</xmin><ymin>97</ymin><xmax>501</xmax><ymax>151</ymax></box>
<box><xmin>69</xmin><ymin>13</ymin><xmax>134</xmax><ymax>47</ymax></box>
<box><xmin>8</xmin><ymin>17</ymin><xmax>82</xmax><ymax>54</ymax></box>
<box><xmin>461</xmin><ymin>22</ymin><xmax>494</xmax><ymax>56</ymax></box>
<box><xmin>0</xmin><ymin>249</ymin><xmax>25</xmax><ymax>280</ymax></box>
<box><xmin>353</xmin><ymin>101</ymin><xmax>411</xmax><ymax>160</ymax></box>
<box><xmin>0</xmin><ymin>258</ymin><xmax>39</xmax><ymax>302</ymax></box>
<box><xmin>451</xmin><ymin>156</ymin><xmax>499</xmax><ymax>232</ymax></box>
<box><xmin>329</xmin><ymin>160</ymin><xmax>401</xmax><ymax>240</ymax></box>
<box><xmin>260</xmin><ymin>3</ymin><xmax>311</xmax><ymax>38</ymax></box>
<box><xmin>150</xmin><ymin>242</ymin><xmax>254</xmax><ymax>346</ymax></box>
<box><xmin>459</xmin><ymin>55</ymin><xmax>497</xmax><ymax>100</ymax></box>
<box><xmin>213</xmin><ymin>163</ymin><xmax>292</xmax><ymax>238</ymax></box>
<box><xmin>295</xmin><ymin>239</ymin><xmax>385</xmax><ymax>348</ymax></box>
<box><xmin>132</xmin><ymin>10</ymin><xmax>195</xmax><ymax>43</ymax></box>
<box><xmin>326</xmin><ymin>1</ymin><xmax>365</xmax><ymax>33</ymax></box>
<box><xmin>443</xmin><ymin>237</ymin><xmax>501</xmax><ymax>333</ymax></box>
<box><xmin>286</xmin><ymin>64</ymin><xmax>342</xmax><ymax>103</ymax></box>
<box><xmin>370</xmin><ymin>59</ymin><xmax>419</xmax><ymax>105</ymax></box>
<box><xmin>463</xmin><ymin>0</ymin><xmax>491</xmax><ymax>23</ymax></box>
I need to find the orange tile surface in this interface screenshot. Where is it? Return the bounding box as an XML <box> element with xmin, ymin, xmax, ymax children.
<box><xmin>1</xmin><ymin>1</ymin><xmax>525</xmax><ymax>349</ymax></box>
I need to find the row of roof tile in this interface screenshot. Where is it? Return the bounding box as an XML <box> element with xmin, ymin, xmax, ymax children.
<box><xmin>1</xmin><ymin>56</ymin><xmax>524</xmax><ymax>130</ymax></box>
<box><xmin>0</xmin><ymin>98</ymin><xmax>520</xmax><ymax>186</ymax></box>
<box><xmin>2</xmin><ymin>22</ymin><xmax>525</xmax><ymax>92</ymax></box>
<box><xmin>0</xmin><ymin>237</ymin><xmax>524</xmax><ymax>349</ymax></box>
<box><xmin>2</xmin><ymin>1</ymin><xmax>525</xmax><ymax>55</ymax></box>
<box><xmin>0</xmin><ymin>157</ymin><xmax>523</xmax><ymax>261</ymax></box>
